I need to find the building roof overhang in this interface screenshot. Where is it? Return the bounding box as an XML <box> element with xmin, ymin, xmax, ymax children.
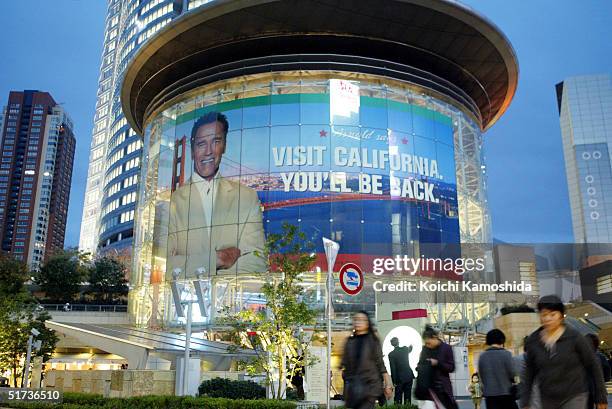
<box><xmin>122</xmin><ymin>0</ymin><xmax>518</xmax><ymax>134</ymax></box>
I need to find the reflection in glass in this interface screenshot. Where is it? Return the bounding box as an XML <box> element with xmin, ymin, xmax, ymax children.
<box><xmin>132</xmin><ymin>74</ymin><xmax>487</xmax><ymax>326</ymax></box>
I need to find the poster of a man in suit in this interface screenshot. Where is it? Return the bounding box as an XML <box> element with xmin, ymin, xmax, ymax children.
<box><xmin>167</xmin><ymin>111</ymin><xmax>266</xmax><ymax>277</ymax></box>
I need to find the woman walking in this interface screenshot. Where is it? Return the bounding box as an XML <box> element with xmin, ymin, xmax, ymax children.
<box><xmin>521</xmin><ymin>295</ymin><xmax>607</xmax><ymax>409</ymax></box>
<box><xmin>416</xmin><ymin>325</ymin><xmax>458</xmax><ymax>409</ymax></box>
<box><xmin>478</xmin><ymin>329</ymin><xmax>518</xmax><ymax>409</ymax></box>
<box><xmin>341</xmin><ymin>311</ymin><xmax>393</xmax><ymax>409</ymax></box>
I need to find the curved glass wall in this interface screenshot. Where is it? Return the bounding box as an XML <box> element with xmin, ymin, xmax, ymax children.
<box><xmin>129</xmin><ymin>72</ymin><xmax>488</xmax><ymax>327</ymax></box>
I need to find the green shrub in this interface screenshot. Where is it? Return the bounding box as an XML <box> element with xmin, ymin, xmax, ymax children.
<box><xmin>500</xmin><ymin>304</ymin><xmax>535</xmax><ymax>315</ymax></box>
<box><xmin>336</xmin><ymin>405</ymin><xmax>417</xmax><ymax>409</ymax></box>
<box><xmin>198</xmin><ymin>377</ymin><xmax>266</xmax><ymax>400</ymax></box>
<box><xmin>63</xmin><ymin>393</ymin><xmax>106</xmax><ymax>405</ymax></box>
<box><xmin>3</xmin><ymin>393</ymin><xmax>298</xmax><ymax>409</ymax></box>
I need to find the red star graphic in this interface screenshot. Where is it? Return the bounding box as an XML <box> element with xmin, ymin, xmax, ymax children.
<box><xmin>319</xmin><ymin>129</ymin><xmax>328</xmax><ymax>137</ymax></box>
<box><xmin>401</xmin><ymin>137</ymin><xmax>408</xmax><ymax>145</ymax></box>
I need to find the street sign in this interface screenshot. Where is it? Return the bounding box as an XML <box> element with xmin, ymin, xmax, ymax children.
<box><xmin>339</xmin><ymin>263</ymin><xmax>364</xmax><ymax>295</ymax></box>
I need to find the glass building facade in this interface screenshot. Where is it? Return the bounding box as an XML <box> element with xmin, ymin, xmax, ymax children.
<box><xmin>129</xmin><ymin>72</ymin><xmax>490</xmax><ymax>326</ymax></box>
<box><xmin>557</xmin><ymin>74</ymin><xmax>612</xmax><ymax>243</ymax></box>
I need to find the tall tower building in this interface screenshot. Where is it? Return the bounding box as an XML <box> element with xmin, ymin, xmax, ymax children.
<box><xmin>557</xmin><ymin>74</ymin><xmax>612</xmax><ymax>244</ymax></box>
<box><xmin>0</xmin><ymin>90</ymin><xmax>76</xmax><ymax>269</ymax></box>
<box><xmin>79</xmin><ymin>0</ymin><xmax>213</xmax><ymax>261</ymax></box>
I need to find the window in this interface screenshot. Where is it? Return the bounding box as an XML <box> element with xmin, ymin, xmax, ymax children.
<box><xmin>124</xmin><ymin>156</ymin><xmax>140</xmax><ymax>171</ymax></box>
<box><xmin>121</xmin><ymin>191</ymin><xmax>137</xmax><ymax>205</ymax></box>
<box><xmin>92</xmin><ymin>147</ymin><xmax>104</xmax><ymax>160</ymax></box>
<box><xmin>126</xmin><ymin>139</ymin><xmax>142</xmax><ymax>154</ymax></box>
<box><xmin>120</xmin><ymin>210</ymin><xmax>134</xmax><ymax>223</ymax></box>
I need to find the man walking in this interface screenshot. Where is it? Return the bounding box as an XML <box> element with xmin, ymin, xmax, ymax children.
<box><xmin>388</xmin><ymin>337</ymin><xmax>414</xmax><ymax>404</ymax></box>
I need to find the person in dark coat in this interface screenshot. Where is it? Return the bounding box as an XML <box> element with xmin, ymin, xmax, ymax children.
<box><xmin>585</xmin><ymin>333</ymin><xmax>611</xmax><ymax>409</ymax></box>
<box><xmin>416</xmin><ymin>325</ymin><xmax>458</xmax><ymax>409</ymax></box>
<box><xmin>341</xmin><ymin>311</ymin><xmax>393</xmax><ymax>409</ymax></box>
<box><xmin>388</xmin><ymin>337</ymin><xmax>414</xmax><ymax>404</ymax></box>
<box><xmin>521</xmin><ymin>295</ymin><xmax>608</xmax><ymax>409</ymax></box>
<box><xmin>478</xmin><ymin>329</ymin><xmax>518</xmax><ymax>409</ymax></box>
<box><xmin>289</xmin><ymin>354</ymin><xmax>305</xmax><ymax>400</ymax></box>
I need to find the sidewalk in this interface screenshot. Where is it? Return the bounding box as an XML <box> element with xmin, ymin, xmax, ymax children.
<box><xmin>455</xmin><ymin>395</ymin><xmax>612</xmax><ymax>408</ymax></box>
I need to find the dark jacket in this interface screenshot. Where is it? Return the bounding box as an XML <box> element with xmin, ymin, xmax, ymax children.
<box><xmin>388</xmin><ymin>345</ymin><xmax>414</xmax><ymax>385</ymax></box>
<box><xmin>416</xmin><ymin>341</ymin><xmax>456</xmax><ymax>401</ymax></box>
<box><xmin>521</xmin><ymin>326</ymin><xmax>607</xmax><ymax>407</ymax></box>
<box><xmin>477</xmin><ymin>346</ymin><xmax>516</xmax><ymax>397</ymax></box>
<box><xmin>341</xmin><ymin>332</ymin><xmax>387</xmax><ymax>398</ymax></box>
<box><xmin>597</xmin><ymin>350</ymin><xmax>611</xmax><ymax>382</ymax></box>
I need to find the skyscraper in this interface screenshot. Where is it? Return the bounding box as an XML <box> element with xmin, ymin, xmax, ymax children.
<box><xmin>0</xmin><ymin>90</ymin><xmax>76</xmax><ymax>269</ymax></box>
<box><xmin>79</xmin><ymin>0</ymin><xmax>212</xmax><ymax>259</ymax></box>
<box><xmin>557</xmin><ymin>74</ymin><xmax>612</xmax><ymax>244</ymax></box>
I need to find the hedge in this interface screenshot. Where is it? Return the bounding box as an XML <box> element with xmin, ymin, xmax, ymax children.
<box><xmin>2</xmin><ymin>392</ymin><xmax>298</xmax><ymax>409</ymax></box>
<box><xmin>2</xmin><ymin>392</ymin><xmax>419</xmax><ymax>409</ymax></box>
<box><xmin>198</xmin><ymin>377</ymin><xmax>266</xmax><ymax>400</ymax></box>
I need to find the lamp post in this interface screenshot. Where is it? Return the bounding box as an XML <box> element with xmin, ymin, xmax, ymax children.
<box><xmin>182</xmin><ymin>300</ymin><xmax>193</xmax><ymax>396</ymax></box>
<box><xmin>170</xmin><ymin>267</ymin><xmax>209</xmax><ymax>396</ymax></box>
<box><xmin>322</xmin><ymin>238</ymin><xmax>339</xmax><ymax>409</ymax></box>
<box><xmin>22</xmin><ymin>328</ymin><xmax>40</xmax><ymax>388</ymax></box>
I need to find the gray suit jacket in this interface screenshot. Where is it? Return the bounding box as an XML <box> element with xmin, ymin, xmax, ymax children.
<box><xmin>167</xmin><ymin>177</ymin><xmax>266</xmax><ymax>278</ymax></box>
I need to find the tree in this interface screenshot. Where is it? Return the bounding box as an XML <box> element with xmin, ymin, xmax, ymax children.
<box><xmin>0</xmin><ymin>253</ymin><xmax>29</xmax><ymax>298</ymax></box>
<box><xmin>0</xmin><ymin>253</ymin><xmax>57</xmax><ymax>387</ymax></box>
<box><xmin>222</xmin><ymin>223</ymin><xmax>319</xmax><ymax>399</ymax></box>
<box><xmin>0</xmin><ymin>294</ymin><xmax>58</xmax><ymax>387</ymax></box>
<box><xmin>88</xmin><ymin>256</ymin><xmax>128</xmax><ymax>303</ymax></box>
<box><xmin>34</xmin><ymin>248</ymin><xmax>89</xmax><ymax>302</ymax></box>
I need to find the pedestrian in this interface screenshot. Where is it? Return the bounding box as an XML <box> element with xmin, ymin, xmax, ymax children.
<box><xmin>585</xmin><ymin>333</ymin><xmax>611</xmax><ymax>409</ymax></box>
<box><xmin>341</xmin><ymin>311</ymin><xmax>393</xmax><ymax>409</ymax></box>
<box><xmin>521</xmin><ymin>295</ymin><xmax>608</xmax><ymax>409</ymax></box>
<box><xmin>290</xmin><ymin>354</ymin><xmax>305</xmax><ymax>400</ymax></box>
<box><xmin>477</xmin><ymin>329</ymin><xmax>518</xmax><ymax>409</ymax></box>
<box><xmin>415</xmin><ymin>325</ymin><xmax>458</xmax><ymax>409</ymax></box>
<box><xmin>514</xmin><ymin>337</ymin><xmax>541</xmax><ymax>409</ymax></box>
<box><xmin>467</xmin><ymin>373</ymin><xmax>483</xmax><ymax>409</ymax></box>
<box><xmin>388</xmin><ymin>337</ymin><xmax>414</xmax><ymax>405</ymax></box>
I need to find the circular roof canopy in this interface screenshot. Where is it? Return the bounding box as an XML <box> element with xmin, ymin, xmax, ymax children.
<box><xmin>122</xmin><ymin>0</ymin><xmax>518</xmax><ymax>134</ymax></box>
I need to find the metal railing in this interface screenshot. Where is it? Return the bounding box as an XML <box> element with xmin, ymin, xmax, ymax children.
<box><xmin>41</xmin><ymin>304</ymin><xmax>128</xmax><ymax>313</ymax></box>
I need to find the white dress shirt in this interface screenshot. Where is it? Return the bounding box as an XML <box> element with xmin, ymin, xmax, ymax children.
<box><xmin>191</xmin><ymin>171</ymin><xmax>221</xmax><ymax>236</ymax></box>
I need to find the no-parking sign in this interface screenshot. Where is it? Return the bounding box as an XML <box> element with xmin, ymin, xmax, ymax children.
<box><xmin>339</xmin><ymin>263</ymin><xmax>364</xmax><ymax>296</ymax></box>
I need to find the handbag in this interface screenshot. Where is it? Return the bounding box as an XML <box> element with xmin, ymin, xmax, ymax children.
<box><xmin>415</xmin><ymin>353</ymin><xmax>435</xmax><ymax>400</ymax></box>
<box><xmin>344</xmin><ymin>337</ymin><xmax>369</xmax><ymax>407</ymax></box>
<box><xmin>344</xmin><ymin>376</ymin><xmax>367</xmax><ymax>407</ymax></box>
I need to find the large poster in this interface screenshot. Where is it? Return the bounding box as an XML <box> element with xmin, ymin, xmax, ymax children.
<box><xmin>166</xmin><ymin>81</ymin><xmax>459</xmax><ymax>277</ymax></box>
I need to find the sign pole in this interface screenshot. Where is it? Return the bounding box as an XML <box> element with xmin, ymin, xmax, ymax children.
<box><xmin>183</xmin><ymin>300</ymin><xmax>193</xmax><ymax>395</ymax></box>
<box><xmin>322</xmin><ymin>238</ymin><xmax>339</xmax><ymax>409</ymax></box>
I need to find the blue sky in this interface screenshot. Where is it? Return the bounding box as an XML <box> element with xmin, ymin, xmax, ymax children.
<box><xmin>0</xmin><ymin>1</ymin><xmax>611</xmax><ymax>247</ymax></box>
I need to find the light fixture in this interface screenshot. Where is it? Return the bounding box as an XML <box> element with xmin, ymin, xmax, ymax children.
<box><xmin>193</xmin><ymin>267</ymin><xmax>208</xmax><ymax>318</ymax></box>
<box><xmin>170</xmin><ymin>268</ymin><xmax>185</xmax><ymax>317</ymax></box>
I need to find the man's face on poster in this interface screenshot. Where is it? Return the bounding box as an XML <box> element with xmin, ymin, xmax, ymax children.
<box><xmin>192</xmin><ymin>121</ymin><xmax>226</xmax><ymax>180</ymax></box>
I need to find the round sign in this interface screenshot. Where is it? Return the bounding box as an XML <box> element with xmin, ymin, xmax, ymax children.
<box><xmin>339</xmin><ymin>263</ymin><xmax>364</xmax><ymax>295</ymax></box>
